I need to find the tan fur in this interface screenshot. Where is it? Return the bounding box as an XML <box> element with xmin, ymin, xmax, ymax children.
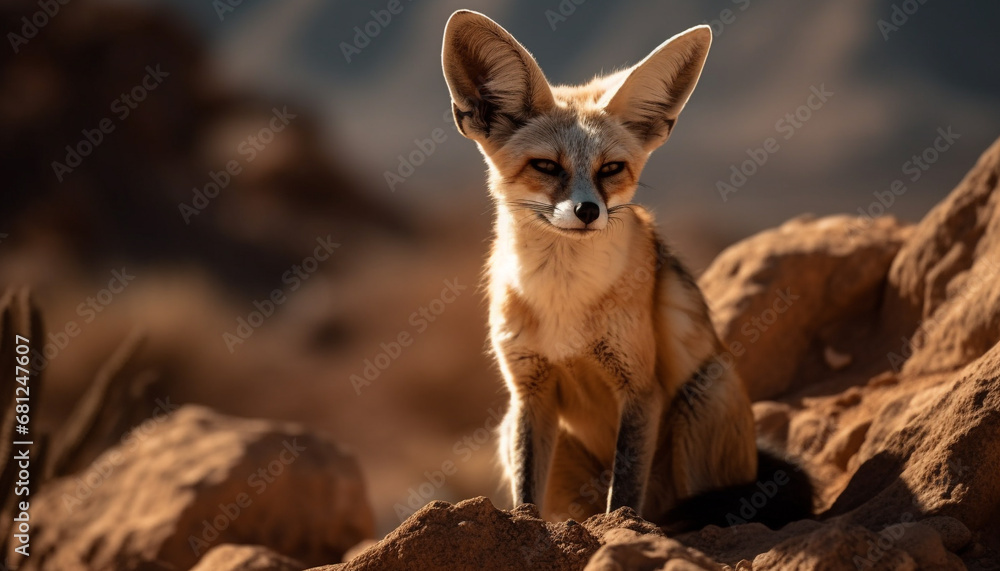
<box><xmin>442</xmin><ymin>10</ymin><xmax>757</xmax><ymax>523</ymax></box>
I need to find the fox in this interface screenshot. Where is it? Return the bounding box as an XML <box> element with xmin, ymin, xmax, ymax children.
<box><xmin>441</xmin><ymin>10</ymin><xmax>812</xmax><ymax>530</ymax></box>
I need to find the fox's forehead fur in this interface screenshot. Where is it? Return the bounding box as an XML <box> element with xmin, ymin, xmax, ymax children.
<box><xmin>499</xmin><ymin>77</ymin><xmax>647</xmax><ymax>162</ymax></box>
<box><xmin>490</xmin><ymin>89</ymin><xmax>646</xmax><ymax>198</ymax></box>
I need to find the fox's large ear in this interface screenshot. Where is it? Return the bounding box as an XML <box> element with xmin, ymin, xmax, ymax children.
<box><xmin>442</xmin><ymin>10</ymin><xmax>555</xmax><ymax>150</ymax></box>
<box><xmin>603</xmin><ymin>26</ymin><xmax>712</xmax><ymax>152</ymax></box>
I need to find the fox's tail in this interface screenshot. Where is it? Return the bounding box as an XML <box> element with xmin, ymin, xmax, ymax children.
<box><xmin>661</xmin><ymin>447</ymin><xmax>814</xmax><ymax>533</ymax></box>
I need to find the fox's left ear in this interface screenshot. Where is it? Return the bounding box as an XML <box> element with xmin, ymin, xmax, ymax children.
<box><xmin>603</xmin><ymin>25</ymin><xmax>712</xmax><ymax>152</ymax></box>
<box><xmin>442</xmin><ymin>10</ymin><xmax>555</xmax><ymax>152</ymax></box>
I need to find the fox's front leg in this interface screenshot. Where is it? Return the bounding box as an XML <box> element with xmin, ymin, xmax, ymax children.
<box><xmin>592</xmin><ymin>340</ymin><xmax>662</xmax><ymax>513</ymax></box>
<box><xmin>608</xmin><ymin>396</ymin><xmax>662</xmax><ymax>511</ymax></box>
<box><xmin>499</xmin><ymin>351</ymin><xmax>559</xmax><ymax>508</ymax></box>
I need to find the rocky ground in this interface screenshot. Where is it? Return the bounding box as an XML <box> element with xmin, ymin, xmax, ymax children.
<box><xmin>4</xmin><ymin>139</ymin><xmax>999</xmax><ymax>569</ymax></box>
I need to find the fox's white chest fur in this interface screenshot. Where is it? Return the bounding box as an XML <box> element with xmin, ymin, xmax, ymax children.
<box><xmin>491</xmin><ymin>208</ymin><xmax>635</xmax><ymax>361</ymax></box>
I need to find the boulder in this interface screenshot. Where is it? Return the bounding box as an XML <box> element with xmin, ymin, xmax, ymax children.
<box><xmin>763</xmin><ymin>139</ymin><xmax>1000</xmax><ymax>537</ymax></box>
<box><xmin>699</xmin><ymin>214</ymin><xmax>912</xmax><ymax>400</ymax></box>
<box><xmin>882</xmin><ymin>136</ymin><xmax>1000</xmax><ymax>377</ymax></box>
<box><xmin>15</xmin><ymin>405</ymin><xmax>373</xmax><ymax>570</ymax></box>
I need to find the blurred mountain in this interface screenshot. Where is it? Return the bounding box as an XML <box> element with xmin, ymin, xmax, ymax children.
<box><xmin>151</xmin><ymin>0</ymin><xmax>1000</xmax><ymax>243</ymax></box>
<box><xmin>0</xmin><ymin>0</ymin><xmax>411</xmax><ymax>291</ymax></box>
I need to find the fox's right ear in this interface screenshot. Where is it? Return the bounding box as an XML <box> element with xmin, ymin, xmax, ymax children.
<box><xmin>442</xmin><ymin>10</ymin><xmax>554</xmax><ymax>151</ymax></box>
<box><xmin>603</xmin><ymin>25</ymin><xmax>712</xmax><ymax>153</ymax></box>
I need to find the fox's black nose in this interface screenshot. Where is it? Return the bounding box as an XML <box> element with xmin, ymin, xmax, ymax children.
<box><xmin>574</xmin><ymin>202</ymin><xmax>600</xmax><ymax>225</ymax></box>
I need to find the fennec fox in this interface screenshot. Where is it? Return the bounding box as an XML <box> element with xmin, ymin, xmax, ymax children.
<box><xmin>441</xmin><ymin>10</ymin><xmax>811</xmax><ymax>529</ymax></box>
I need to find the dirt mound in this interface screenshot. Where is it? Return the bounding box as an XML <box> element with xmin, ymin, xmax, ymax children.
<box><xmin>310</xmin><ymin>497</ymin><xmax>720</xmax><ymax>571</ymax></box>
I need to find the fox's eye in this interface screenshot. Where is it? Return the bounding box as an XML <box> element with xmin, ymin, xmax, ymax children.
<box><xmin>530</xmin><ymin>159</ymin><xmax>564</xmax><ymax>176</ymax></box>
<box><xmin>597</xmin><ymin>162</ymin><xmax>625</xmax><ymax>177</ymax></box>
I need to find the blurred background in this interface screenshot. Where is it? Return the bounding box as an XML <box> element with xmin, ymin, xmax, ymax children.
<box><xmin>1</xmin><ymin>0</ymin><xmax>998</xmax><ymax>535</ymax></box>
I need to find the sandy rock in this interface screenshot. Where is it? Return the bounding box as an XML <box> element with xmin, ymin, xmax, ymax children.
<box><xmin>584</xmin><ymin>529</ymin><xmax>722</xmax><ymax>571</ymax></box>
<box><xmin>752</xmin><ymin>522</ymin><xmax>916</xmax><ymax>571</ymax></box>
<box><xmin>582</xmin><ymin>506</ymin><xmax>665</xmax><ymax>539</ymax></box>
<box><xmin>17</xmin><ymin>405</ymin><xmax>373</xmax><ymax>570</ymax></box>
<box><xmin>752</xmin><ymin>401</ymin><xmax>792</xmax><ymax>448</ymax></box>
<box><xmin>918</xmin><ymin>516</ymin><xmax>972</xmax><ymax>553</ymax></box>
<box><xmin>695</xmin><ymin>138</ymin><xmax>1000</xmax><ymax>543</ymax></box>
<box><xmin>826</xmin><ymin>344</ymin><xmax>1000</xmax><ymax>532</ymax></box>
<box><xmin>340</xmin><ymin>540</ymin><xmax>378</xmax><ymax>563</ymax></box>
<box><xmin>681</xmin><ymin>139</ymin><xmax>1000</xmax><ymax>567</ymax></box>
<box><xmin>882</xmin><ymin>136</ymin><xmax>1000</xmax><ymax>378</ymax></box>
<box><xmin>676</xmin><ymin>520</ymin><xmax>825</xmax><ymax>566</ymax></box>
<box><xmin>821</xmin><ymin>420</ymin><xmax>871</xmax><ymax>471</ymax></box>
<box><xmin>893</xmin><ymin>523</ymin><xmax>965</xmax><ymax>571</ymax></box>
<box><xmin>189</xmin><ymin>544</ymin><xmax>305</xmax><ymax>571</ymax></box>
<box><xmin>700</xmin><ymin>214</ymin><xmax>911</xmax><ymax>400</ymax></box>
